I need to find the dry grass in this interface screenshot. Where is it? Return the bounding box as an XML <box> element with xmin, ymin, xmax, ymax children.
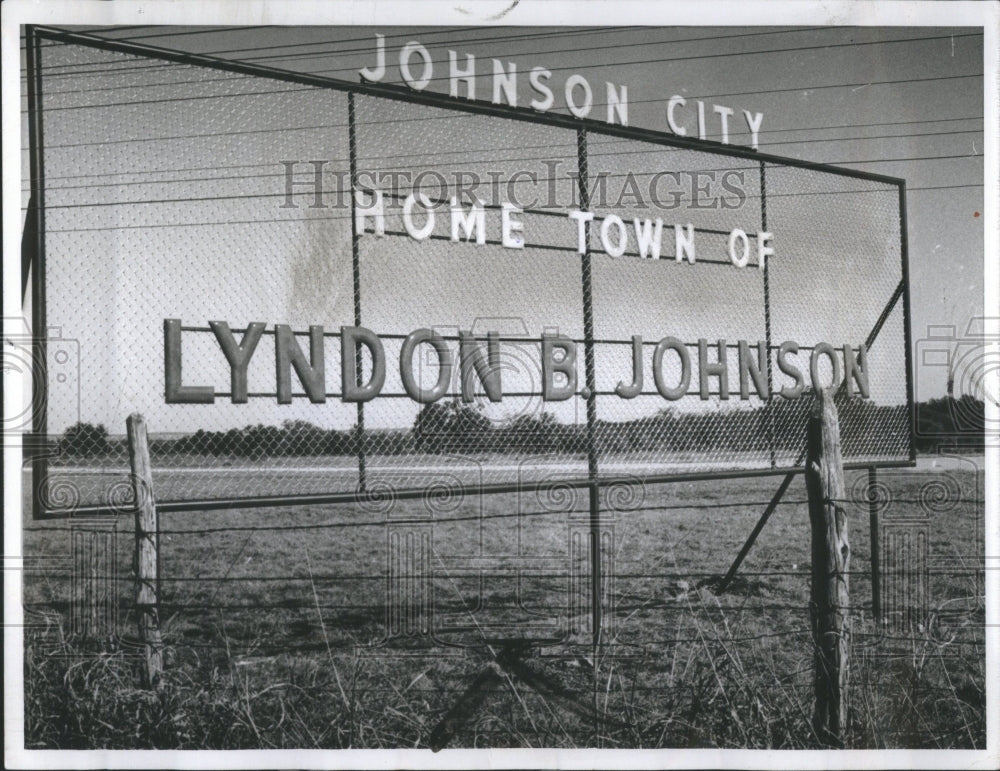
<box><xmin>22</xmin><ymin>464</ymin><xmax>985</xmax><ymax>748</ymax></box>
<box><xmin>24</xmin><ymin>582</ymin><xmax>984</xmax><ymax>749</ymax></box>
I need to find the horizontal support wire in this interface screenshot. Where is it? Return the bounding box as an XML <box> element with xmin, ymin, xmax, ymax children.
<box><xmin>34</xmin><ymin>459</ymin><xmax>918</xmax><ymax>519</ymax></box>
<box><xmin>33</xmin><ymin>496</ymin><xmax>989</xmax><ymax>533</ymax></box>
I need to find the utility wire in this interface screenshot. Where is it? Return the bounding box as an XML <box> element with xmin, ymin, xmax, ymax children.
<box><xmin>35</xmin><ymin>147</ymin><xmax>982</xmax><ymax>213</ymax></box>
<box><xmin>23</xmin><ymin>70</ymin><xmax>983</xmax><ymax>118</ymax></box>
<box><xmin>25</xmin><ymin>26</ymin><xmax>636</xmax><ymax>75</ymax></box>
<box><xmin>24</xmin><ymin>114</ymin><xmax>983</xmax><ymax>185</ymax></box>
<box><xmin>32</xmin><ymin>124</ymin><xmax>983</xmax><ymax>158</ymax></box>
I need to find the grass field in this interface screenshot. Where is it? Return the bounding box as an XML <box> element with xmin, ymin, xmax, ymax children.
<box><xmin>21</xmin><ymin>458</ymin><xmax>985</xmax><ymax>749</ymax></box>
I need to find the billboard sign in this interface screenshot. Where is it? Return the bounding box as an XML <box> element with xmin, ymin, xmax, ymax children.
<box><xmin>26</xmin><ymin>27</ymin><xmax>913</xmax><ymax>518</ymax></box>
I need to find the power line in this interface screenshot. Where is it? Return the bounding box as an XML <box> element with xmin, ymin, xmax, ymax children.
<box><xmin>766</xmin><ymin>128</ymin><xmax>982</xmax><ymax>149</ymax></box>
<box><xmin>43</xmin><ymin>214</ymin><xmax>351</xmax><ymax>233</ymax></box>
<box><xmin>243</xmin><ymin>31</ymin><xmax>989</xmax><ymax>79</ymax></box>
<box><xmin>29</xmin><ymin>25</ymin><xmax>257</xmax><ymax>45</ymax></box>
<box><xmin>759</xmin><ymin>115</ymin><xmax>983</xmax><ymax>135</ymax></box>
<box><xmin>23</xmin><ymin>28</ymin><xmax>982</xmax><ymax>97</ymax></box>
<box><xmin>694</xmin><ymin>73</ymin><xmax>981</xmax><ymax>104</ymax></box>
<box><xmin>34</xmin><ymin>168</ymin><xmax>981</xmax><ymax>232</ymax></box>
<box><xmin>34</xmin><ymin>83</ymin><xmax>317</xmax><ymax>112</ymax></box>
<box><xmin>26</xmin><ymin>26</ymin><xmax>637</xmax><ymax>77</ymax></box>
<box><xmin>27</xmin><ymin>172</ymin><xmax>984</xmax><ymax>197</ymax></box>
<box><xmin>18</xmin><ymin>41</ymin><xmax>984</xmax><ymax>199</ymax></box>
<box><xmin>31</xmin><ymin>151</ymin><xmax>982</xmax><ymax>209</ymax></box>
<box><xmin>27</xmin><ymin>25</ymin><xmax>849</xmax><ymax>74</ymax></box>
<box><xmin>820</xmin><ymin>152</ymin><xmax>981</xmax><ymax>166</ymax></box>
<box><xmin>25</xmin><ymin>114</ymin><xmax>983</xmax><ymax>185</ymax></box>
<box><xmin>33</xmin><ymin>123</ymin><xmax>984</xmax><ymax>159</ymax></box>
<box><xmin>40</xmin><ymin>176</ymin><xmax>982</xmax><ymax>235</ymax></box>
<box><xmin>31</xmin><ymin>27</ymin><xmax>839</xmax><ymax>95</ymax></box>
<box><xmin>40</xmin><ymin>160</ymin><xmax>285</xmax><ymax>183</ymax></box>
<box><xmin>908</xmin><ymin>183</ymin><xmax>983</xmax><ymax>192</ymax></box>
<box><xmin>35</xmin><ymin>146</ymin><xmax>983</xmax><ymax>212</ymax></box>
<box><xmin>140</xmin><ymin>25</ymin><xmax>843</xmax><ymax>69</ymax></box>
<box><xmin>24</xmin><ymin>69</ymin><xmax>982</xmax><ymax>121</ymax></box>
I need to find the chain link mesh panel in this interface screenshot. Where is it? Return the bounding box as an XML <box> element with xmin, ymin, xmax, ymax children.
<box><xmin>33</xmin><ymin>36</ymin><xmax>911</xmax><ymax>515</ymax></box>
<box><xmin>39</xmin><ymin>41</ymin><xmax>354</xmax><ymax>509</ymax></box>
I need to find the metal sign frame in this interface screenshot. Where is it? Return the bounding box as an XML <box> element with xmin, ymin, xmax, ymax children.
<box><xmin>24</xmin><ymin>25</ymin><xmax>915</xmax><ymax>524</ymax></box>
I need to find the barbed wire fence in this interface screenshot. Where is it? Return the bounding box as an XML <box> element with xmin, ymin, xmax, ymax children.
<box><xmin>23</xmin><ymin>460</ymin><xmax>985</xmax><ymax>747</ymax></box>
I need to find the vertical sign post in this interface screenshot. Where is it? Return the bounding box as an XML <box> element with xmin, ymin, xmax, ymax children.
<box><xmin>25</xmin><ymin>25</ymin><xmax>50</xmax><ymax>519</ymax></box>
<box><xmin>760</xmin><ymin>160</ymin><xmax>776</xmax><ymax>468</ymax></box>
<box><xmin>899</xmin><ymin>184</ymin><xmax>916</xmax><ymax>465</ymax></box>
<box><xmin>347</xmin><ymin>91</ymin><xmax>368</xmax><ymax>491</ymax></box>
<box><xmin>576</xmin><ymin>126</ymin><xmax>604</xmax><ymax>742</ymax></box>
<box><xmin>575</xmin><ymin>127</ymin><xmax>603</xmax><ymax>649</ymax></box>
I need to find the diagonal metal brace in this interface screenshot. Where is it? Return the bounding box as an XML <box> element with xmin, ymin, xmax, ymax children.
<box><xmin>708</xmin><ymin>469</ymin><xmax>797</xmax><ymax>594</ymax></box>
<box><xmin>712</xmin><ymin>279</ymin><xmax>906</xmax><ymax>594</ymax></box>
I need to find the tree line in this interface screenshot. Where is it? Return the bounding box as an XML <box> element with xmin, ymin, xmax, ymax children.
<box><xmin>50</xmin><ymin>391</ymin><xmax>965</xmax><ymax>459</ymax></box>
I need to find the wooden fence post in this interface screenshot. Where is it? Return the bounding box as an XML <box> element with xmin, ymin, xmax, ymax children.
<box><xmin>126</xmin><ymin>413</ymin><xmax>164</xmax><ymax>688</ymax></box>
<box><xmin>805</xmin><ymin>388</ymin><xmax>849</xmax><ymax>747</ymax></box>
